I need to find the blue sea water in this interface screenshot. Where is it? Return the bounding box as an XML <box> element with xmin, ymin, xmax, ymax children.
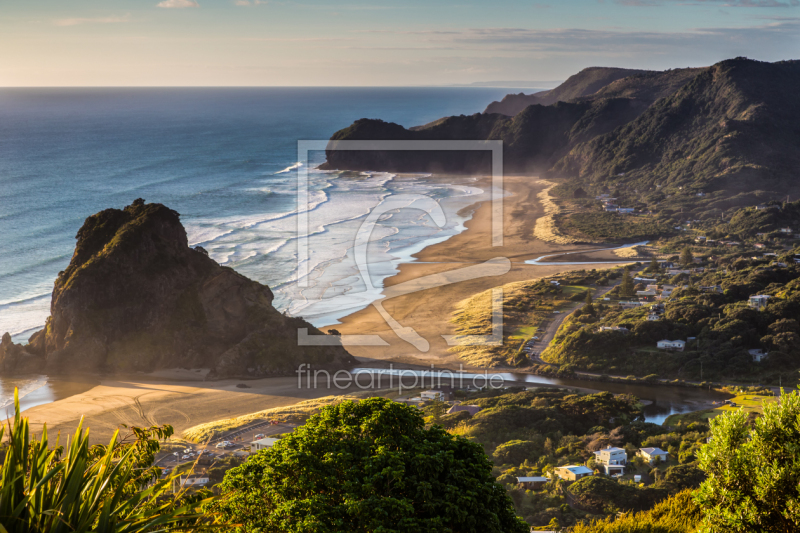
<box><xmin>0</xmin><ymin>87</ymin><xmax>527</xmax><ymax>341</ymax></box>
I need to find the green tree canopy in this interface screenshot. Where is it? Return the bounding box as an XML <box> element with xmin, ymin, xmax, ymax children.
<box><xmin>695</xmin><ymin>389</ymin><xmax>800</xmax><ymax>532</ymax></box>
<box><xmin>619</xmin><ymin>269</ymin><xmax>635</xmax><ymax>298</ymax></box>
<box><xmin>680</xmin><ymin>247</ymin><xmax>694</xmax><ymax>266</ymax></box>
<box><xmin>213</xmin><ymin>397</ymin><xmax>528</xmax><ymax>533</ymax></box>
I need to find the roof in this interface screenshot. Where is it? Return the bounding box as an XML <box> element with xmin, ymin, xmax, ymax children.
<box><xmin>516</xmin><ymin>477</ymin><xmax>548</xmax><ymax>483</ymax></box>
<box><xmin>600</xmin><ymin>446</ymin><xmax>626</xmax><ymax>453</ymax></box>
<box><xmin>251</xmin><ymin>437</ymin><xmax>280</xmax><ymax>447</ymax></box>
<box><xmin>559</xmin><ymin>465</ymin><xmax>593</xmax><ymax>474</ymax></box>
<box><xmin>640</xmin><ymin>447</ymin><xmax>668</xmax><ymax>455</ymax></box>
<box><xmin>447</xmin><ymin>404</ymin><xmax>481</xmax><ymax>416</ymax></box>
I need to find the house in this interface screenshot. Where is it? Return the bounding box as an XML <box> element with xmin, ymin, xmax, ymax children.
<box><xmin>251</xmin><ymin>437</ymin><xmax>280</xmax><ymax>452</ymax></box>
<box><xmin>699</xmin><ymin>285</ymin><xmax>722</xmax><ymax>293</ymax></box>
<box><xmin>762</xmin><ymin>252</ymin><xmax>778</xmax><ymax>258</ymax></box>
<box><xmin>639</xmin><ymin>447</ymin><xmax>669</xmax><ymax>464</ymax></box>
<box><xmin>447</xmin><ymin>404</ymin><xmax>481</xmax><ymax>416</ymax></box>
<box><xmin>603</xmin><ymin>464</ymin><xmax>626</xmax><ymax>476</ymax></box>
<box><xmin>636</xmin><ymin>290</ymin><xmax>657</xmax><ymax>297</ymax></box>
<box><xmin>657</xmin><ymin>339</ymin><xmax>686</xmax><ymax>351</ymax></box>
<box><xmin>603</xmin><ymin>205</ymin><xmax>619</xmax><ymax>212</ymax></box>
<box><xmin>420</xmin><ymin>390</ymin><xmax>445</xmax><ymax>401</ymax></box>
<box><xmin>646</xmin><ymin>313</ymin><xmax>661</xmax><ymax>321</ymax></box>
<box><xmin>593</xmin><ymin>446</ymin><xmax>627</xmax><ymax>466</ymax></box>
<box><xmin>553</xmin><ymin>465</ymin><xmax>594</xmax><ymax>481</ymax></box>
<box><xmin>598</xmin><ymin>326</ymin><xmax>629</xmax><ymax>334</ymax></box>
<box><xmin>748</xmin><ymin>295</ymin><xmax>771</xmax><ymax>310</ymax></box>
<box><xmin>617</xmin><ymin>207</ymin><xmax>635</xmax><ymax>214</ymax></box>
<box><xmin>646</xmin><ymin>284</ymin><xmax>659</xmax><ymax>291</ymax></box>
<box><xmin>516</xmin><ymin>476</ymin><xmax>549</xmax><ymax>490</ymax></box>
<box><xmin>667</xmin><ymin>269</ymin><xmax>692</xmax><ymax>276</ymax></box>
<box><xmin>754</xmin><ymin>243</ymin><xmax>766</xmax><ymax>249</ymax></box>
<box><xmin>749</xmin><ymin>349</ymin><xmax>769</xmax><ymax>362</ymax></box>
<box><xmin>634</xmin><ymin>277</ymin><xmax>657</xmax><ymax>283</ymax></box>
<box><xmin>695</xmin><ymin>236</ymin><xmax>706</xmax><ymax>243</ymax></box>
<box><xmin>780</xmin><ymin>227</ymin><xmax>793</xmax><ymax>234</ymax></box>
<box><xmin>618</xmin><ymin>301</ymin><xmax>645</xmax><ymax>309</ymax></box>
<box><xmin>175</xmin><ymin>475</ymin><xmax>210</xmax><ymax>492</ymax></box>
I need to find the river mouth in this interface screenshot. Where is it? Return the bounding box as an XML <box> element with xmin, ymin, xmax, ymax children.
<box><xmin>352</xmin><ymin>368</ymin><xmax>728</xmax><ymax>425</ymax></box>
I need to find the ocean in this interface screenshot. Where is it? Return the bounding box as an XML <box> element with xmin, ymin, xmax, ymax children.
<box><xmin>0</xmin><ymin>87</ymin><xmax>528</xmax><ymax>355</ymax></box>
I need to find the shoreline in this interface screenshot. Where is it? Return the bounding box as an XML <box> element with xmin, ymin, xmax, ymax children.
<box><xmin>15</xmin><ymin>174</ymin><xmax>642</xmax><ymax>443</ymax></box>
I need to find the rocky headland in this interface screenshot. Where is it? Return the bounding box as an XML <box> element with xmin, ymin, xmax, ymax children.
<box><xmin>0</xmin><ymin>199</ymin><xmax>355</xmax><ymax>377</ymax></box>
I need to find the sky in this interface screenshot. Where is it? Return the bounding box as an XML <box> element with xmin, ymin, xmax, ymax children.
<box><xmin>2</xmin><ymin>0</ymin><xmax>799</xmax><ymax>86</ymax></box>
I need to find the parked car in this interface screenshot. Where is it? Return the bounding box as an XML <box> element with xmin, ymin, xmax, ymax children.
<box><xmin>215</xmin><ymin>442</ymin><xmax>227</xmax><ymax>448</ymax></box>
<box><xmin>254</xmin><ymin>433</ymin><xmax>265</xmax><ymax>440</ymax></box>
<box><xmin>181</xmin><ymin>455</ymin><xmax>189</xmax><ymax>460</ymax></box>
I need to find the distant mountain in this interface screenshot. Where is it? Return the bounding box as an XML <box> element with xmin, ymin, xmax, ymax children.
<box><xmin>322</xmin><ymin>58</ymin><xmax>800</xmax><ymax>218</ymax></box>
<box><xmin>483</xmin><ymin>67</ymin><xmax>653</xmax><ymax>116</ymax></box>
<box><xmin>449</xmin><ymin>80</ymin><xmax>562</xmax><ymax>88</ymax></box>
<box><xmin>552</xmin><ymin>58</ymin><xmax>800</xmax><ymax>214</ymax></box>
<box><xmin>0</xmin><ymin>200</ymin><xmax>355</xmax><ymax>376</ymax></box>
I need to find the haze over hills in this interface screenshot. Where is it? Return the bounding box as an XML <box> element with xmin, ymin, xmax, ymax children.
<box><xmin>322</xmin><ymin>58</ymin><xmax>800</xmax><ymax>220</ymax></box>
<box><xmin>484</xmin><ymin>67</ymin><xmax>654</xmax><ymax>115</ymax></box>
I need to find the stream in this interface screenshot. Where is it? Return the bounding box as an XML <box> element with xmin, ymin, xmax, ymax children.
<box><xmin>352</xmin><ymin>367</ymin><xmax>728</xmax><ymax>425</ymax></box>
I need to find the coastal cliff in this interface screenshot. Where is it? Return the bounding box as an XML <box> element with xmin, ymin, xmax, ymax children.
<box><xmin>1</xmin><ymin>199</ymin><xmax>355</xmax><ymax>377</ymax></box>
<box><xmin>322</xmin><ymin>58</ymin><xmax>800</xmax><ymax>216</ymax></box>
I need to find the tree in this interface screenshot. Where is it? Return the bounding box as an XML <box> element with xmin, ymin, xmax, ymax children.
<box><xmin>620</xmin><ymin>269</ymin><xmax>635</xmax><ymax>298</ymax></box>
<box><xmin>213</xmin><ymin>397</ymin><xmax>528</xmax><ymax>533</ymax></box>
<box><xmin>0</xmin><ymin>389</ymin><xmax>208</xmax><ymax>532</ymax></box>
<box><xmin>646</xmin><ymin>256</ymin><xmax>660</xmax><ymax>273</ymax></box>
<box><xmin>583</xmin><ymin>290</ymin><xmax>595</xmax><ymax>315</ymax></box>
<box><xmin>680</xmin><ymin>247</ymin><xmax>694</xmax><ymax>266</ymax></box>
<box><xmin>695</xmin><ymin>389</ymin><xmax>800</xmax><ymax>532</ymax></box>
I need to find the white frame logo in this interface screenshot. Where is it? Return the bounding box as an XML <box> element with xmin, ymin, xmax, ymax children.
<box><xmin>295</xmin><ymin>140</ymin><xmax>508</xmax><ymax>352</ymax></box>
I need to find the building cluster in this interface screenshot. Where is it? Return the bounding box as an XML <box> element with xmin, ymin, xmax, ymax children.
<box><xmin>596</xmin><ymin>194</ymin><xmax>636</xmax><ymax>215</ymax></box>
<box><xmin>515</xmin><ymin>446</ymin><xmax>670</xmax><ymax>488</ymax></box>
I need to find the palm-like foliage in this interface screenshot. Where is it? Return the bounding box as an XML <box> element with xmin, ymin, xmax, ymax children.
<box><xmin>0</xmin><ymin>388</ymin><xmax>211</xmax><ymax>532</ymax></box>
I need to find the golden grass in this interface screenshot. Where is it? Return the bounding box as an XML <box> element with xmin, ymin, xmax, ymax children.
<box><xmin>449</xmin><ymin>278</ymin><xmax>563</xmax><ymax>367</ymax></box>
<box><xmin>532</xmin><ymin>180</ymin><xmax>582</xmax><ymax>245</ymax></box>
<box><xmin>181</xmin><ymin>395</ymin><xmax>359</xmax><ymax>443</ymax></box>
<box><xmin>613</xmin><ymin>245</ymin><xmax>653</xmax><ymax>258</ymax></box>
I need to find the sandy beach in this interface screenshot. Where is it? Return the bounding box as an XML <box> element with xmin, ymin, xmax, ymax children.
<box><xmin>323</xmin><ymin>175</ymin><xmax>635</xmax><ymax>365</ymax></box>
<box><xmin>17</xmin><ymin>175</ymin><xmax>639</xmax><ymax>443</ymax></box>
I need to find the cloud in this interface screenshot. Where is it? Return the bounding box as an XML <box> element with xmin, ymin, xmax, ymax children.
<box><xmin>157</xmin><ymin>0</ymin><xmax>199</xmax><ymax>8</ymax></box>
<box><xmin>354</xmin><ymin>19</ymin><xmax>800</xmax><ymax>58</ymax></box>
<box><xmin>53</xmin><ymin>14</ymin><xmax>131</xmax><ymax>26</ymax></box>
<box><xmin>235</xmin><ymin>0</ymin><xmax>250</xmax><ymax>4</ymax></box>
<box><xmin>617</xmin><ymin>0</ymin><xmax>799</xmax><ymax>6</ymax></box>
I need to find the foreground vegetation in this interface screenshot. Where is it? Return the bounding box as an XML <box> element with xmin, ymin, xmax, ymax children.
<box><xmin>5</xmin><ymin>383</ymin><xmax>800</xmax><ymax>532</ymax></box>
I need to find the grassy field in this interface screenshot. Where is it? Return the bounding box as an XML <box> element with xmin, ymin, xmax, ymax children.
<box><xmin>449</xmin><ymin>280</ymin><xmax>592</xmax><ymax>367</ymax></box>
<box><xmin>181</xmin><ymin>395</ymin><xmax>360</xmax><ymax>442</ymax></box>
<box><xmin>663</xmin><ymin>394</ymin><xmax>776</xmax><ymax>426</ymax></box>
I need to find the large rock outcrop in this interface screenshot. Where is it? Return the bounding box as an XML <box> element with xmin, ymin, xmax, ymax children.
<box><xmin>2</xmin><ymin>199</ymin><xmax>355</xmax><ymax>377</ymax></box>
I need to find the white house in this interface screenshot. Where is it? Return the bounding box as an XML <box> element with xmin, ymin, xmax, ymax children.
<box><xmin>646</xmin><ymin>313</ymin><xmax>661</xmax><ymax>321</ymax></box>
<box><xmin>657</xmin><ymin>340</ymin><xmax>686</xmax><ymax>351</ymax></box>
<box><xmin>754</xmin><ymin>243</ymin><xmax>766</xmax><ymax>249</ymax></box>
<box><xmin>749</xmin><ymin>349</ymin><xmax>769</xmax><ymax>362</ymax></box>
<box><xmin>515</xmin><ymin>476</ymin><xmax>549</xmax><ymax>490</ymax></box>
<box><xmin>598</xmin><ymin>326</ymin><xmax>629</xmax><ymax>334</ymax></box>
<box><xmin>420</xmin><ymin>390</ymin><xmax>445</xmax><ymax>401</ymax></box>
<box><xmin>780</xmin><ymin>227</ymin><xmax>793</xmax><ymax>234</ymax></box>
<box><xmin>250</xmin><ymin>437</ymin><xmax>280</xmax><ymax>452</ymax></box>
<box><xmin>636</xmin><ymin>290</ymin><xmax>657</xmax><ymax>297</ymax></box>
<box><xmin>618</xmin><ymin>207</ymin><xmax>635</xmax><ymax>214</ymax></box>
<box><xmin>748</xmin><ymin>295</ymin><xmax>771</xmax><ymax>310</ymax></box>
<box><xmin>593</xmin><ymin>446</ymin><xmax>627</xmax><ymax>466</ymax></box>
<box><xmin>639</xmin><ymin>447</ymin><xmax>669</xmax><ymax>464</ymax></box>
<box><xmin>174</xmin><ymin>475</ymin><xmax>210</xmax><ymax>492</ymax></box>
